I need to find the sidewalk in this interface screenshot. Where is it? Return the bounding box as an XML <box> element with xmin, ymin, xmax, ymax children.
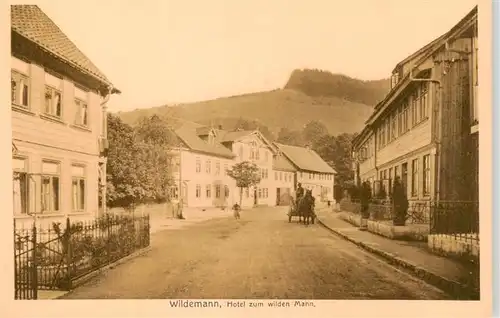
<box><xmin>149</xmin><ymin>206</ymin><xmax>233</xmax><ymax>234</ymax></box>
<box><xmin>316</xmin><ymin>208</ymin><xmax>480</xmax><ymax>300</ymax></box>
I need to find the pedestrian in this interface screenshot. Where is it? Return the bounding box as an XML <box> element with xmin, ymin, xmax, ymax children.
<box><xmin>296</xmin><ymin>183</ymin><xmax>304</xmax><ymax>202</ymax></box>
<box><xmin>232</xmin><ymin>203</ymin><xmax>241</xmax><ymax>219</ymax></box>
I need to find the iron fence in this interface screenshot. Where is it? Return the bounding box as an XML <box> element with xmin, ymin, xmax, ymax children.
<box><xmin>14</xmin><ymin>214</ymin><xmax>150</xmax><ymax>299</ymax></box>
<box><xmin>429</xmin><ymin>201</ymin><xmax>479</xmax><ymax>242</ymax></box>
<box><xmin>339</xmin><ymin>199</ymin><xmax>431</xmax><ymax>224</ymax></box>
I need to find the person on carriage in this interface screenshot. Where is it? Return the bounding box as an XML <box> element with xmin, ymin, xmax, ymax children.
<box><xmin>296</xmin><ymin>183</ymin><xmax>304</xmax><ymax>202</ymax></box>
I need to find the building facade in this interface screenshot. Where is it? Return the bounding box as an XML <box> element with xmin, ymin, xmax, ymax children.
<box><xmin>352</xmin><ymin>7</ymin><xmax>478</xmax><ymax>204</ymax></box>
<box><xmin>167</xmin><ymin>122</ymin><xmax>337</xmax><ymax>209</ymax></box>
<box><xmin>11</xmin><ymin>5</ymin><xmax>119</xmax><ymax>227</ymax></box>
<box><xmin>274</xmin><ymin>143</ymin><xmax>336</xmax><ymax>204</ymax></box>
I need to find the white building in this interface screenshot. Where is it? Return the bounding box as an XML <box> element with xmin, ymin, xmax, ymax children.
<box><xmin>166</xmin><ymin>120</ymin><xmax>337</xmax><ymax>209</ymax></box>
<box><xmin>274</xmin><ymin>143</ymin><xmax>336</xmax><ymax>204</ymax></box>
<box><xmin>11</xmin><ymin>5</ymin><xmax>119</xmax><ymax>228</ymax></box>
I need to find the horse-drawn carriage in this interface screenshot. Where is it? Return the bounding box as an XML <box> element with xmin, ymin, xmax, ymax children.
<box><xmin>287</xmin><ymin>194</ymin><xmax>316</xmax><ymax>225</ymax></box>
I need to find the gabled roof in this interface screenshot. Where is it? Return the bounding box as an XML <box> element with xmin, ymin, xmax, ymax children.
<box><xmin>274</xmin><ymin>143</ymin><xmax>336</xmax><ymax>174</ymax></box>
<box><xmin>11</xmin><ymin>5</ymin><xmax>118</xmax><ymax>91</ymax></box>
<box><xmin>273</xmin><ymin>154</ymin><xmax>297</xmax><ymax>172</ymax></box>
<box><xmin>367</xmin><ymin>6</ymin><xmax>477</xmax><ymax>126</ymax></box>
<box><xmin>218</xmin><ymin>130</ymin><xmax>255</xmax><ymax>143</ymax></box>
<box><xmin>173</xmin><ymin>125</ymin><xmax>235</xmax><ymax>159</ymax></box>
<box><xmin>217</xmin><ymin>130</ymin><xmax>278</xmax><ymax>153</ymax></box>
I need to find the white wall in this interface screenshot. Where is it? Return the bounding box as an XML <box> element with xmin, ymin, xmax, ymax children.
<box><xmin>11</xmin><ymin>56</ymin><xmax>105</xmax><ymax>226</ymax></box>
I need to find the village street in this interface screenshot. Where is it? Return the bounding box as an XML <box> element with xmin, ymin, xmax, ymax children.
<box><xmin>60</xmin><ymin>206</ymin><xmax>450</xmax><ymax>300</ymax></box>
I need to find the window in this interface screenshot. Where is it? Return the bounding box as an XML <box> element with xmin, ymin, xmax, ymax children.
<box><xmin>411</xmin><ymin>90</ymin><xmax>419</xmax><ymax>126</ymax></box>
<box><xmin>224</xmin><ymin>185</ymin><xmax>229</xmax><ymax>197</ymax></box>
<box><xmin>196</xmin><ymin>158</ymin><xmax>201</xmax><ymax>173</ymax></box>
<box><xmin>402</xmin><ymin>163</ymin><xmax>408</xmax><ymax>193</ymax></box>
<box><xmin>471</xmin><ymin>35</ymin><xmax>478</xmax><ymax>124</ymax></box>
<box><xmin>74</xmin><ymin>99</ymin><xmax>88</xmax><ymax>127</ymax></box>
<box><xmin>215</xmin><ymin>161</ymin><xmax>220</xmax><ymax>175</ymax></box>
<box><xmin>275</xmin><ymin>171</ymin><xmax>278</xmax><ymax>180</ymax></box>
<box><xmin>385</xmin><ymin>118</ymin><xmax>391</xmax><ymax>143</ymax></box>
<box><xmin>411</xmin><ymin>159</ymin><xmax>419</xmax><ymax>197</ymax></box>
<box><xmin>258</xmin><ymin>188</ymin><xmax>262</xmax><ymax>198</ymax></box>
<box><xmin>264</xmin><ymin>169</ymin><xmax>268</xmax><ymax>179</ymax></box>
<box><xmin>402</xmin><ymin>100</ymin><xmax>409</xmax><ymax>132</ymax></box>
<box><xmin>391</xmin><ymin>113</ymin><xmax>397</xmax><ymax>140</ymax></box>
<box><xmin>11</xmin><ymin>70</ymin><xmax>29</xmax><ymax>108</ymax></box>
<box><xmin>280</xmin><ymin>172</ymin><xmax>283</xmax><ymax>181</ymax></box>
<box><xmin>206</xmin><ymin>160</ymin><xmax>211</xmax><ymax>174</ymax></box>
<box><xmin>263</xmin><ymin>188</ymin><xmax>268</xmax><ymax>198</ymax></box>
<box><xmin>196</xmin><ymin>184</ymin><xmax>201</xmax><ymax>198</ymax></box>
<box><xmin>394</xmin><ymin>165</ymin><xmax>400</xmax><ymax>178</ymax></box>
<box><xmin>423</xmin><ymin>155</ymin><xmax>431</xmax><ymax>195</ymax></box>
<box><xmin>13</xmin><ymin>157</ymin><xmax>29</xmax><ymax>215</ymax></box>
<box><xmin>398</xmin><ymin>105</ymin><xmax>403</xmax><ymax>135</ymax></box>
<box><xmin>388</xmin><ymin>167</ymin><xmax>393</xmax><ymax>195</ymax></box>
<box><xmin>74</xmin><ymin>86</ymin><xmax>89</xmax><ymax>126</ymax></box>
<box><xmin>41</xmin><ymin>161</ymin><xmax>60</xmax><ymax>212</ymax></box>
<box><xmin>206</xmin><ymin>185</ymin><xmax>211</xmax><ymax>198</ymax></box>
<box><xmin>420</xmin><ymin>83</ymin><xmax>428</xmax><ymax>121</ymax></box>
<box><xmin>215</xmin><ymin>185</ymin><xmax>221</xmax><ymax>198</ymax></box>
<box><xmin>44</xmin><ymin>86</ymin><xmax>62</xmax><ymax>118</ymax></box>
<box><xmin>71</xmin><ymin>165</ymin><xmax>86</xmax><ymax>211</ymax></box>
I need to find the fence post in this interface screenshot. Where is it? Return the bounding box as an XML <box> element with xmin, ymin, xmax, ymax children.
<box><xmin>31</xmin><ymin>223</ymin><xmax>38</xmax><ymax>299</ymax></box>
<box><xmin>65</xmin><ymin>218</ymin><xmax>73</xmax><ymax>290</ymax></box>
<box><xmin>107</xmin><ymin>215</ymin><xmax>111</xmax><ymax>264</ymax></box>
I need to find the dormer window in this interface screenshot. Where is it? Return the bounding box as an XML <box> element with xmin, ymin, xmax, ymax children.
<box><xmin>391</xmin><ymin>73</ymin><xmax>399</xmax><ymax>89</ymax></box>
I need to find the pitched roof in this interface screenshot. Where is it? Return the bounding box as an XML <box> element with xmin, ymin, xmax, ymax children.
<box><xmin>218</xmin><ymin>130</ymin><xmax>255</xmax><ymax>143</ymax></box>
<box><xmin>11</xmin><ymin>5</ymin><xmax>116</xmax><ymax>89</ymax></box>
<box><xmin>274</xmin><ymin>143</ymin><xmax>336</xmax><ymax>174</ymax></box>
<box><xmin>173</xmin><ymin>125</ymin><xmax>235</xmax><ymax>159</ymax></box>
<box><xmin>273</xmin><ymin>154</ymin><xmax>297</xmax><ymax>172</ymax></box>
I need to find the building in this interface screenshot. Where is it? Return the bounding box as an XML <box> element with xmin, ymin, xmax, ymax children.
<box><xmin>167</xmin><ymin>121</ymin><xmax>337</xmax><ymax>209</ymax></box>
<box><xmin>274</xmin><ymin>143</ymin><xmax>336</xmax><ymax>203</ymax></box>
<box><xmin>168</xmin><ymin>122</ymin><xmax>277</xmax><ymax>208</ymax></box>
<box><xmin>11</xmin><ymin>5</ymin><xmax>120</xmax><ymax>227</ymax></box>
<box><xmin>272</xmin><ymin>153</ymin><xmax>297</xmax><ymax>206</ymax></box>
<box><xmin>352</xmin><ymin>6</ymin><xmax>478</xmax><ymax>205</ymax></box>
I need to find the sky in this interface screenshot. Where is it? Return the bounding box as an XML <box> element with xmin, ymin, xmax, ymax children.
<box><xmin>15</xmin><ymin>0</ymin><xmax>477</xmax><ymax>112</ymax></box>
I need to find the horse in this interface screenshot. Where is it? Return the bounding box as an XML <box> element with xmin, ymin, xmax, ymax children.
<box><xmin>298</xmin><ymin>191</ymin><xmax>315</xmax><ymax>225</ymax></box>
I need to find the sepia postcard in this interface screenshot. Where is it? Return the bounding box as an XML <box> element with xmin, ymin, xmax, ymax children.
<box><xmin>0</xmin><ymin>0</ymin><xmax>494</xmax><ymax>317</ymax></box>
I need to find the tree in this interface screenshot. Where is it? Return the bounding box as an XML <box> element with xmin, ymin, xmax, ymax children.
<box><xmin>302</xmin><ymin>120</ymin><xmax>329</xmax><ymax>146</ymax></box>
<box><xmin>134</xmin><ymin>115</ymin><xmax>176</xmax><ymax>204</ymax></box>
<box><xmin>106</xmin><ymin>114</ymin><xmax>174</xmax><ymax>211</ymax></box>
<box><xmin>135</xmin><ymin>114</ymin><xmax>176</xmax><ymax>146</ymax></box>
<box><xmin>226</xmin><ymin>161</ymin><xmax>261</xmax><ymax>206</ymax></box>
<box><xmin>106</xmin><ymin>114</ymin><xmax>144</xmax><ymax>210</ymax></box>
<box><xmin>277</xmin><ymin>127</ymin><xmax>304</xmax><ymax>146</ymax></box>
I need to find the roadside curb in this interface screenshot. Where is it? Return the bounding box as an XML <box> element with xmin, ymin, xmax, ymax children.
<box><xmin>317</xmin><ymin>217</ymin><xmax>479</xmax><ymax>300</ymax></box>
<box><xmin>54</xmin><ymin>246</ymin><xmax>153</xmax><ymax>299</ymax></box>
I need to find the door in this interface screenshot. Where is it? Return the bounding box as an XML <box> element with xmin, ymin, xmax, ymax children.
<box><xmin>276</xmin><ymin>188</ymin><xmax>281</xmax><ymax>206</ymax></box>
<box><xmin>401</xmin><ymin>163</ymin><xmax>408</xmax><ymax>195</ymax></box>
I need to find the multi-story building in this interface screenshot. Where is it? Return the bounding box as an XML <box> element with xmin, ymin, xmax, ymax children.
<box><xmin>11</xmin><ymin>5</ymin><xmax>120</xmax><ymax>227</ymax></box>
<box><xmin>352</xmin><ymin>6</ymin><xmax>478</xmax><ymax>204</ymax></box>
<box><xmin>167</xmin><ymin>122</ymin><xmax>337</xmax><ymax>209</ymax></box>
<box><xmin>272</xmin><ymin>153</ymin><xmax>297</xmax><ymax>206</ymax></box>
<box><xmin>168</xmin><ymin>123</ymin><xmax>277</xmax><ymax>208</ymax></box>
<box><xmin>274</xmin><ymin>143</ymin><xmax>336</xmax><ymax>203</ymax></box>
